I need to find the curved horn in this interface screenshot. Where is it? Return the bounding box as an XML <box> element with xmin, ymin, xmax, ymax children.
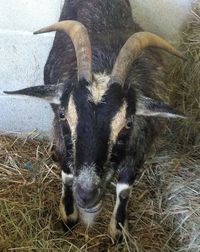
<box><xmin>34</xmin><ymin>20</ymin><xmax>92</xmax><ymax>83</ymax></box>
<box><xmin>109</xmin><ymin>32</ymin><xmax>185</xmax><ymax>86</ymax></box>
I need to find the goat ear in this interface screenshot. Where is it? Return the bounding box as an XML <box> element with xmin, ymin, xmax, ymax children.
<box><xmin>136</xmin><ymin>96</ymin><xmax>186</xmax><ymax>118</ymax></box>
<box><xmin>4</xmin><ymin>83</ymin><xmax>65</xmax><ymax>104</ymax></box>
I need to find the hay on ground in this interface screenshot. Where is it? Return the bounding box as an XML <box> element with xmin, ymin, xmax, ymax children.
<box><xmin>0</xmin><ymin>134</ymin><xmax>199</xmax><ymax>252</ymax></box>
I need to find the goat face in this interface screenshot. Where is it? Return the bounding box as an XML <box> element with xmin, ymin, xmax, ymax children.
<box><xmin>55</xmin><ymin>77</ymin><xmax>136</xmax><ymax>212</ymax></box>
<box><xmin>4</xmin><ymin>21</ymin><xmax>185</xmax><ymax>224</ymax></box>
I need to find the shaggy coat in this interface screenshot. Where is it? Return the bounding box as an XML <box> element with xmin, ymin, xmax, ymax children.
<box><xmin>5</xmin><ymin>0</ymin><xmax>184</xmax><ymax>240</ymax></box>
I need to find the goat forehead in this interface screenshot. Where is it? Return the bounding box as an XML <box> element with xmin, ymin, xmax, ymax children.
<box><xmin>64</xmin><ymin>93</ymin><xmax>127</xmax><ymax>136</ymax></box>
<box><xmin>88</xmin><ymin>72</ymin><xmax>110</xmax><ymax>104</ymax></box>
<box><xmin>63</xmin><ymin>79</ymin><xmax>128</xmax><ymax>151</ymax></box>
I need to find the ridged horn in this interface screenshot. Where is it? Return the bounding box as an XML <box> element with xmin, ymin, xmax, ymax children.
<box><xmin>34</xmin><ymin>20</ymin><xmax>92</xmax><ymax>83</ymax></box>
<box><xmin>109</xmin><ymin>32</ymin><xmax>185</xmax><ymax>86</ymax></box>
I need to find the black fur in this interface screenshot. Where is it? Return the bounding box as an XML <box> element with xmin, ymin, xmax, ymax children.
<box><xmin>62</xmin><ymin>185</ymin><xmax>74</xmax><ymax>216</ymax></box>
<box><xmin>116</xmin><ymin>191</ymin><xmax>129</xmax><ymax>228</ymax></box>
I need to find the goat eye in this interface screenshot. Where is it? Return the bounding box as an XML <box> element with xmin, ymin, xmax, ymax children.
<box><xmin>125</xmin><ymin>119</ymin><xmax>133</xmax><ymax>129</ymax></box>
<box><xmin>59</xmin><ymin>108</ymin><xmax>65</xmax><ymax>120</ymax></box>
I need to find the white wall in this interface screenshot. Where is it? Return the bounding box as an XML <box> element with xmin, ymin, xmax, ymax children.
<box><xmin>130</xmin><ymin>0</ymin><xmax>192</xmax><ymax>41</ymax></box>
<box><xmin>0</xmin><ymin>0</ymin><xmax>193</xmax><ymax>137</ymax></box>
<box><xmin>0</xmin><ymin>0</ymin><xmax>64</xmax><ymax>137</ymax></box>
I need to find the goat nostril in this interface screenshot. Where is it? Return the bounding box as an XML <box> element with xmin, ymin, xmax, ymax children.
<box><xmin>76</xmin><ymin>184</ymin><xmax>100</xmax><ymax>207</ymax></box>
<box><xmin>76</xmin><ymin>184</ymin><xmax>87</xmax><ymax>200</ymax></box>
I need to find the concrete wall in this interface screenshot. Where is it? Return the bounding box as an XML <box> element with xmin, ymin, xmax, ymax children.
<box><xmin>129</xmin><ymin>0</ymin><xmax>192</xmax><ymax>41</ymax></box>
<box><xmin>0</xmin><ymin>0</ymin><xmax>193</xmax><ymax>137</ymax></box>
<box><xmin>0</xmin><ymin>0</ymin><xmax>64</xmax><ymax>137</ymax></box>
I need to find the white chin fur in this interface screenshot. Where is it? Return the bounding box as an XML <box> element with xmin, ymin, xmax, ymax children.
<box><xmin>78</xmin><ymin>203</ymin><xmax>102</xmax><ymax>226</ymax></box>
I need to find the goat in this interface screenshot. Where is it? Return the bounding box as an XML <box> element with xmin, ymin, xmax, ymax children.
<box><xmin>4</xmin><ymin>0</ymin><xmax>185</xmax><ymax>241</ymax></box>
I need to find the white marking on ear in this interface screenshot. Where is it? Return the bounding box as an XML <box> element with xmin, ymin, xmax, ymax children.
<box><xmin>136</xmin><ymin>95</ymin><xmax>186</xmax><ymax>118</ymax></box>
<box><xmin>4</xmin><ymin>83</ymin><xmax>65</xmax><ymax>105</ymax></box>
<box><xmin>136</xmin><ymin>109</ymin><xmax>186</xmax><ymax>118</ymax></box>
<box><xmin>87</xmin><ymin>72</ymin><xmax>110</xmax><ymax>104</ymax></box>
<box><xmin>50</xmin><ymin>84</ymin><xmax>65</xmax><ymax>104</ymax></box>
<box><xmin>46</xmin><ymin>96</ymin><xmax>61</xmax><ymax>104</ymax></box>
<box><xmin>110</xmin><ymin>102</ymin><xmax>127</xmax><ymax>143</ymax></box>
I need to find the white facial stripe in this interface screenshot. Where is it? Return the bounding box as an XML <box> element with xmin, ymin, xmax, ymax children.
<box><xmin>87</xmin><ymin>72</ymin><xmax>110</xmax><ymax>104</ymax></box>
<box><xmin>110</xmin><ymin>102</ymin><xmax>127</xmax><ymax>143</ymax></box>
<box><xmin>65</xmin><ymin>95</ymin><xmax>78</xmax><ymax>136</ymax></box>
<box><xmin>65</xmin><ymin>95</ymin><xmax>78</xmax><ymax>161</ymax></box>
